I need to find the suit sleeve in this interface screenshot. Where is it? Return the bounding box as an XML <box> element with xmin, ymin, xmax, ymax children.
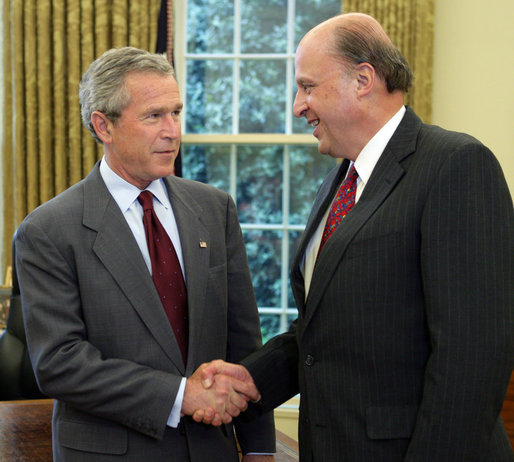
<box><xmin>15</xmin><ymin>219</ymin><xmax>181</xmax><ymax>440</ymax></box>
<box><xmin>222</xmin><ymin>195</ymin><xmax>277</xmax><ymax>454</ymax></box>
<box><xmin>405</xmin><ymin>141</ymin><xmax>514</xmax><ymax>459</ymax></box>
<box><xmin>241</xmin><ymin>321</ymin><xmax>300</xmax><ymax>414</ymax></box>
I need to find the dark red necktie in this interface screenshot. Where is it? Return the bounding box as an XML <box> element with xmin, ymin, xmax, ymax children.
<box><xmin>318</xmin><ymin>165</ymin><xmax>359</xmax><ymax>253</ymax></box>
<box><xmin>138</xmin><ymin>191</ymin><xmax>188</xmax><ymax>363</ymax></box>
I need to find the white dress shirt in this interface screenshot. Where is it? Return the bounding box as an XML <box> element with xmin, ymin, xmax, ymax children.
<box><xmin>301</xmin><ymin>106</ymin><xmax>406</xmax><ymax>299</ymax></box>
<box><xmin>99</xmin><ymin>158</ymin><xmax>186</xmax><ymax>427</ymax></box>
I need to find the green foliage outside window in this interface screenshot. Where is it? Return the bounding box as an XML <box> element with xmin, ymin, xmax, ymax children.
<box><xmin>182</xmin><ymin>0</ymin><xmax>341</xmax><ymax>342</ymax></box>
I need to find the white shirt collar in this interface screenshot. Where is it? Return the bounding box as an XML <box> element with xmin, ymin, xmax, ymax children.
<box><xmin>99</xmin><ymin>157</ymin><xmax>171</xmax><ymax>212</ymax></box>
<box><xmin>353</xmin><ymin>105</ymin><xmax>406</xmax><ymax>185</ymax></box>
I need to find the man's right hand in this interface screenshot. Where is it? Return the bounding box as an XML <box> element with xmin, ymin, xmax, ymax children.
<box><xmin>190</xmin><ymin>360</ymin><xmax>260</xmax><ymax>426</ymax></box>
<box><xmin>182</xmin><ymin>361</ymin><xmax>260</xmax><ymax>426</ymax></box>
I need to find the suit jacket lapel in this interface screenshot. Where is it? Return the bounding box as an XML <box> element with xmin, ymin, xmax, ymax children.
<box><xmin>82</xmin><ymin>165</ymin><xmax>185</xmax><ymax>372</ymax></box>
<box><xmin>163</xmin><ymin>177</ymin><xmax>210</xmax><ymax>375</ymax></box>
<box><xmin>290</xmin><ymin>160</ymin><xmax>350</xmax><ymax>313</ymax></box>
<box><xmin>297</xmin><ymin>107</ymin><xmax>421</xmax><ymax>331</ymax></box>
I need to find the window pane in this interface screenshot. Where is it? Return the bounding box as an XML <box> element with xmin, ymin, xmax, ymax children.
<box><xmin>287</xmin><ymin>314</ymin><xmax>297</xmax><ymax>329</ymax></box>
<box><xmin>186</xmin><ymin>60</ymin><xmax>233</xmax><ymax>134</ymax></box>
<box><xmin>294</xmin><ymin>0</ymin><xmax>341</xmax><ymax>47</ymax></box>
<box><xmin>289</xmin><ymin>145</ymin><xmax>337</xmax><ymax>224</ymax></box>
<box><xmin>237</xmin><ymin>145</ymin><xmax>283</xmax><ymax>224</ymax></box>
<box><xmin>243</xmin><ymin>229</ymin><xmax>282</xmax><ymax>308</ymax></box>
<box><xmin>241</xmin><ymin>0</ymin><xmax>288</xmax><ymax>53</ymax></box>
<box><xmin>259</xmin><ymin>314</ymin><xmax>282</xmax><ymax>343</ymax></box>
<box><xmin>187</xmin><ymin>0</ymin><xmax>234</xmax><ymax>53</ymax></box>
<box><xmin>239</xmin><ymin>60</ymin><xmax>287</xmax><ymax>133</ymax></box>
<box><xmin>292</xmin><ymin>0</ymin><xmax>342</xmax><ymax>134</ymax></box>
<box><xmin>181</xmin><ymin>145</ymin><xmax>231</xmax><ymax>192</ymax></box>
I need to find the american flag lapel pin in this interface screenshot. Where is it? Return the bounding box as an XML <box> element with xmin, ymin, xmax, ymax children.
<box><xmin>199</xmin><ymin>241</ymin><xmax>207</xmax><ymax>248</ymax></box>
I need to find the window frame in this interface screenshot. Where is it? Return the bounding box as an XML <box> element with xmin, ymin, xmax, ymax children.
<box><xmin>173</xmin><ymin>0</ymin><xmax>332</xmax><ymax>336</ymax></box>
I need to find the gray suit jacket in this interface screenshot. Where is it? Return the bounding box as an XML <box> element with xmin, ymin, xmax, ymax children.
<box><xmin>15</xmin><ymin>163</ymin><xmax>275</xmax><ymax>461</ymax></box>
<box><xmin>243</xmin><ymin>108</ymin><xmax>514</xmax><ymax>461</ymax></box>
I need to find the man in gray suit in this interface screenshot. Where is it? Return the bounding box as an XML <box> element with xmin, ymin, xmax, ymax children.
<box><xmin>15</xmin><ymin>47</ymin><xmax>275</xmax><ymax>461</ymax></box>
<box><xmin>197</xmin><ymin>13</ymin><xmax>514</xmax><ymax>461</ymax></box>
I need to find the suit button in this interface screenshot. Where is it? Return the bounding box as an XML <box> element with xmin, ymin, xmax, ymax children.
<box><xmin>305</xmin><ymin>355</ymin><xmax>314</xmax><ymax>366</ymax></box>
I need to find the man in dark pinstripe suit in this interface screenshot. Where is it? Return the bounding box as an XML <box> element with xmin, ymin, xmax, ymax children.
<box><xmin>198</xmin><ymin>12</ymin><xmax>514</xmax><ymax>461</ymax></box>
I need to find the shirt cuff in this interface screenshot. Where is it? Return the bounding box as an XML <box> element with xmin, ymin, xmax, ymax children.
<box><xmin>167</xmin><ymin>377</ymin><xmax>186</xmax><ymax>428</ymax></box>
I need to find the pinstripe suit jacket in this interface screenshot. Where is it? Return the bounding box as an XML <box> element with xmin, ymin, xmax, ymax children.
<box><xmin>15</xmin><ymin>163</ymin><xmax>275</xmax><ymax>461</ymax></box>
<box><xmin>244</xmin><ymin>107</ymin><xmax>514</xmax><ymax>461</ymax></box>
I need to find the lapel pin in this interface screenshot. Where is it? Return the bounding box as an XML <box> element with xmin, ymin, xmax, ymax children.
<box><xmin>199</xmin><ymin>241</ymin><xmax>207</xmax><ymax>248</ymax></box>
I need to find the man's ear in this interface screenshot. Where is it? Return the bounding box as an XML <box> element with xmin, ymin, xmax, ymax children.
<box><xmin>91</xmin><ymin>111</ymin><xmax>113</xmax><ymax>144</ymax></box>
<box><xmin>354</xmin><ymin>62</ymin><xmax>375</xmax><ymax>96</ymax></box>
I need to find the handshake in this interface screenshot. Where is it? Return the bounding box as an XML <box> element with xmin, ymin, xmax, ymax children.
<box><xmin>182</xmin><ymin>360</ymin><xmax>259</xmax><ymax>426</ymax></box>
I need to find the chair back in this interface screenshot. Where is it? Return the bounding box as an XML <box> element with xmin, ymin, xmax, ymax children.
<box><xmin>0</xmin><ymin>236</ymin><xmax>46</xmax><ymax>400</ymax></box>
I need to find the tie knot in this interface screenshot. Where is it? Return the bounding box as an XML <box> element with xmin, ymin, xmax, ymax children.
<box><xmin>346</xmin><ymin>165</ymin><xmax>359</xmax><ymax>184</ymax></box>
<box><xmin>138</xmin><ymin>190</ymin><xmax>154</xmax><ymax>211</ymax></box>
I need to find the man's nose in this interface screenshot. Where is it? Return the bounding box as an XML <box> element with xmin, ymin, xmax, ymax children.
<box><xmin>293</xmin><ymin>91</ymin><xmax>307</xmax><ymax>118</ymax></box>
<box><xmin>162</xmin><ymin>114</ymin><xmax>180</xmax><ymax>138</ymax></box>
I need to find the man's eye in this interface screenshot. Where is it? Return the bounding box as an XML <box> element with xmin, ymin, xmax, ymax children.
<box><xmin>297</xmin><ymin>83</ymin><xmax>312</xmax><ymax>94</ymax></box>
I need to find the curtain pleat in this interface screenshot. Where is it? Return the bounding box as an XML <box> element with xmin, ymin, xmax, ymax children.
<box><xmin>2</xmin><ymin>0</ymin><xmax>14</xmax><ymax>270</ymax></box>
<box><xmin>113</xmin><ymin>0</ymin><xmax>129</xmax><ymax>47</ymax></box>
<box><xmin>2</xmin><ymin>0</ymin><xmax>161</xmax><ymax>276</ymax></box>
<box><xmin>13</xmin><ymin>3</ymin><xmax>26</xmax><ymax>220</ymax></box>
<box><xmin>78</xmin><ymin>0</ymin><xmax>99</xmax><ymax>178</ymax></box>
<box><xmin>129</xmin><ymin>1</ymin><xmax>142</xmax><ymax>46</ymax></box>
<box><xmin>25</xmin><ymin>2</ymin><xmax>40</xmax><ymax>212</ymax></box>
<box><xmin>37</xmin><ymin>1</ymin><xmax>54</xmax><ymax>205</ymax></box>
<box><xmin>53</xmin><ymin>0</ymin><xmax>67</xmax><ymax>195</ymax></box>
<box><xmin>342</xmin><ymin>0</ymin><xmax>434</xmax><ymax>124</ymax></box>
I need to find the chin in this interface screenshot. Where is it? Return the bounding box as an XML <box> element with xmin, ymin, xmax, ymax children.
<box><xmin>157</xmin><ymin>160</ymin><xmax>176</xmax><ymax>175</ymax></box>
<box><xmin>317</xmin><ymin>142</ymin><xmax>330</xmax><ymax>156</ymax></box>
<box><xmin>162</xmin><ymin>167</ymin><xmax>175</xmax><ymax>178</ymax></box>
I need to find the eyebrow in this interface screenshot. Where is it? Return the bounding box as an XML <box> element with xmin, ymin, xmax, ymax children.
<box><xmin>296</xmin><ymin>77</ymin><xmax>313</xmax><ymax>86</ymax></box>
<box><xmin>144</xmin><ymin>103</ymin><xmax>183</xmax><ymax>115</ymax></box>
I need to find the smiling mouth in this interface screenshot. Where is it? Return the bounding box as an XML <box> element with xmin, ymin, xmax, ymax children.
<box><xmin>308</xmin><ymin>119</ymin><xmax>320</xmax><ymax>138</ymax></box>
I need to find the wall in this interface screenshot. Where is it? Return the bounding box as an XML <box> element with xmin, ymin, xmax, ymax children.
<box><xmin>275</xmin><ymin>396</ymin><xmax>300</xmax><ymax>440</ymax></box>
<box><xmin>432</xmin><ymin>0</ymin><xmax>514</xmax><ymax>195</ymax></box>
<box><xmin>432</xmin><ymin>0</ymin><xmax>514</xmax><ymax>449</ymax></box>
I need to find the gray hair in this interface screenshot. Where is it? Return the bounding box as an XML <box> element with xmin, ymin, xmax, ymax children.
<box><xmin>331</xmin><ymin>17</ymin><xmax>413</xmax><ymax>93</ymax></box>
<box><xmin>79</xmin><ymin>47</ymin><xmax>175</xmax><ymax>143</ymax></box>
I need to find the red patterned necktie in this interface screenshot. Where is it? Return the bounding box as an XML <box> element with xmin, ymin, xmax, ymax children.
<box><xmin>138</xmin><ymin>191</ymin><xmax>188</xmax><ymax>363</ymax></box>
<box><xmin>318</xmin><ymin>165</ymin><xmax>359</xmax><ymax>253</ymax></box>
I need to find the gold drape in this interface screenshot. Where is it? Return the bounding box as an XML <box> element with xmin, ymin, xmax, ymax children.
<box><xmin>342</xmin><ymin>0</ymin><xmax>434</xmax><ymax>123</ymax></box>
<box><xmin>2</xmin><ymin>0</ymin><xmax>161</xmax><ymax>275</ymax></box>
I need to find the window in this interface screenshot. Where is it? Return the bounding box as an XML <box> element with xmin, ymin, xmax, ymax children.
<box><xmin>175</xmin><ymin>0</ymin><xmax>341</xmax><ymax>342</ymax></box>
